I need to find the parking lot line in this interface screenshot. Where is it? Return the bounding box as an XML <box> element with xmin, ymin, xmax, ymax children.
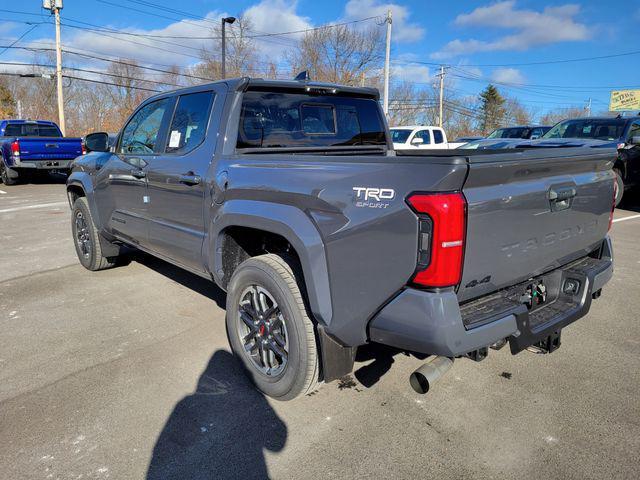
<box><xmin>0</xmin><ymin>189</ymin><xmax>6</xmax><ymax>194</ymax></box>
<box><xmin>613</xmin><ymin>213</ymin><xmax>640</xmax><ymax>223</ymax></box>
<box><xmin>0</xmin><ymin>201</ymin><xmax>67</xmax><ymax>214</ymax></box>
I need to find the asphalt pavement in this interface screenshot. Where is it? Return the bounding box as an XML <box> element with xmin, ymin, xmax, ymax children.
<box><xmin>1</xmin><ymin>180</ymin><xmax>639</xmax><ymax>480</ymax></box>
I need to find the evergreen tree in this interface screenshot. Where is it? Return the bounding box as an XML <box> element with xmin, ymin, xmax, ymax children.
<box><xmin>479</xmin><ymin>84</ymin><xmax>505</xmax><ymax>134</ymax></box>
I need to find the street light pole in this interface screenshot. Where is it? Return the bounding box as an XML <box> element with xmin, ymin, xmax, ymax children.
<box><xmin>221</xmin><ymin>17</ymin><xmax>236</xmax><ymax>79</ymax></box>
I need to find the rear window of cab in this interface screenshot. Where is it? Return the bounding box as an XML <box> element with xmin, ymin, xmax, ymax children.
<box><xmin>237</xmin><ymin>91</ymin><xmax>386</xmax><ymax>149</ymax></box>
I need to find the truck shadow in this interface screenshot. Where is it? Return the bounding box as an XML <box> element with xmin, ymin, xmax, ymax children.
<box><xmin>353</xmin><ymin>343</ymin><xmax>427</xmax><ymax>388</ymax></box>
<box><xmin>129</xmin><ymin>253</ymin><xmax>416</xmax><ymax>390</ymax></box>
<box><xmin>131</xmin><ymin>252</ymin><xmax>226</xmax><ymax>310</ymax></box>
<box><xmin>146</xmin><ymin>350</ymin><xmax>287</xmax><ymax>480</ymax></box>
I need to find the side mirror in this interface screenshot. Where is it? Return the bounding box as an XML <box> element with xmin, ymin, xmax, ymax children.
<box><xmin>411</xmin><ymin>137</ymin><xmax>424</xmax><ymax>145</ymax></box>
<box><xmin>530</xmin><ymin>134</ymin><xmax>540</xmax><ymax>140</ymax></box>
<box><xmin>84</xmin><ymin>132</ymin><xmax>110</xmax><ymax>153</ymax></box>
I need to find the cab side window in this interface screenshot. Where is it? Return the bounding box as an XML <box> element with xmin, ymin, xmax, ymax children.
<box><xmin>119</xmin><ymin>98</ymin><xmax>171</xmax><ymax>155</ymax></box>
<box><xmin>627</xmin><ymin>121</ymin><xmax>640</xmax><ymax>143</ymax></box>
<box><xmin>414</xmin><ymin>129</ymin><xmax>431</xmax><ymax>144</ymax></box>
<box><xmin>433</xmin><ymin>129</ymin><xmax>444</xmax><ymax>144</ymax></box>
<box><xmin>165</xmin><ymin>91</ymin><xmax>215</xmax><ymax>154</ymax></box>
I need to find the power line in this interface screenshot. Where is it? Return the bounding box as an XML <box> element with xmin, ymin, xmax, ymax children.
<box><xmin>0</xmin><ymin>24</ymin><xmax>40</xmax><ymax>57</ymax></box>
<box><xmin>391</xmin><ymin>49</ymin><xmax>640</xmax><ymax>68</ymax></box>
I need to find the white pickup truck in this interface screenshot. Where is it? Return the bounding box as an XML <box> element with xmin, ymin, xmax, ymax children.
<box><xmin>390</xmin><ymin>126</ymin><xmax>467</xmax><ymax>150</ymax></box>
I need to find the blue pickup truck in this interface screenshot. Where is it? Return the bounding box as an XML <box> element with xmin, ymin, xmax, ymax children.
<box><xmin>0</xmin><ymin>120</ymin><xmax>83</xmax><ymax>185</ymax></box>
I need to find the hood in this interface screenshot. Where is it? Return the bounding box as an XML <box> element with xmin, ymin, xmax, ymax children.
<box><xmin>523</xmin><ymin>138</ymin><xmax>617</xmax><ymax>148</ymax></box>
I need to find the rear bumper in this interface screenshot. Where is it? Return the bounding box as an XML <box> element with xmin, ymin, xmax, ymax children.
<box><xmin>368</xmin><ymin>236</ymin><xmax>613</xmax><ymax>357</ymax></box>
<box><xmin>14</xmin><ymin>159</ymin><xmax>74</xmax><ymax>170</ymax></box>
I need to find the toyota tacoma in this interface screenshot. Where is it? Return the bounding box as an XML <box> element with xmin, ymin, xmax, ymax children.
<box><xmin>66</xmin><ymin>78</ymin><xmax>616</xmax><ymax>400</ymax></box>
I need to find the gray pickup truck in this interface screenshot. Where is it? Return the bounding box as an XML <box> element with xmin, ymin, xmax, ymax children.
<box><xmin>67</xmin><ymin>78</ymin><xmax>615</xmax><ymax>400</ymax></box>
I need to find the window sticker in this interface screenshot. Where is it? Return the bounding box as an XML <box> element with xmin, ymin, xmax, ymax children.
<box><xmin>169</xmin><ymin>130</ymin><xmax>181</xmax><ymax>148</ymax></box>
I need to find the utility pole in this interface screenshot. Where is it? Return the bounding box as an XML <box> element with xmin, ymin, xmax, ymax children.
<box><xmin>382</xmin><ymin>9</ymin><xmax>392</xmax><ymax>118</ymax></box>
<box><xmin>438</xmin><ymin>65</ymin><xmax>445</xmax><ymax>128</ymax></box>
<box><xmin>44</xmin><ymin>0</ymin><xmax>65</xmax><ymax>135</ymax></box>
<box><xmin>586</xmin><ymin>97</ymin><xmax>592</xmax><ymax>116</ymax></box>
<box><xmin>221</xmin><ymin>16</ymin><xmax>236</xmax><ymax>79</ymax></box>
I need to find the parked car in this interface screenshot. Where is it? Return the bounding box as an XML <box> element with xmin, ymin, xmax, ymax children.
<box><xmin>541</xmin><ymin>116</ymin><xmax>640</xmax><ymax>205</ymax></box>
<box><xmin>0</xmin><ymin>120</ymin><xmax>82</xmax><ymax>185</ymax></box>
<box><xmin>486</xmin><ymin>125</ymin><xmax>551</xmax><ymax>140</ymax></box>
<box><xmin>67</xmin><ymin>78</ymin><xmax>615</xmax><ymax>400</ymax></box>
<box><xmin>391</xmin><ymin>126</ymin><xmax>466</xmax><ymax>149</ymax></box>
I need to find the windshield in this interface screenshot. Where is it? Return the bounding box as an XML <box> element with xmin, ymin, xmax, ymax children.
<box><xmin>390</xmin><ymin>129</ymin><xmax>412</xmax><ymax>143</ymax></box>
<box><xmin>486</xmin><ymin>127</ymin><xmax>529</xmax><ymax>139</ymax></box>
<box><xmin>237</xmin><ymin>91</ymin><xmax>386</xmax><ymax>149</ymax></box>
<box><xmin>543</xmin><ymin>118</ymin><xmax>626</xmax><ymax>141</ymax></box>
<box><xmin>3</xmin><ymin>123</ymin><xmax>62</xmax><ymax>137</ymax></box>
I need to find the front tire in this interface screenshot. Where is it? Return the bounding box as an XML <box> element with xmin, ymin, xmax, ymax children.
<box><xmin>226</xmin><ymin>254</ymin><xmax>319</xmax><ymax>401</ymax></box>
<box><xmin>71</xmin><ymin>197</ymin><xmax>117</xmax><ymax>271</ymax></box>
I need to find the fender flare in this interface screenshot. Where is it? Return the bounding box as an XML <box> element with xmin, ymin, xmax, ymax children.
<box><xmin>66</xmin><ymin>171</ymin><xmax>102</xmax><ymax>227</ymax></box>
<box><xmin>210</xmin><ymin>199</ymin><xmax>333</xmax><ymax>326</ymax></box>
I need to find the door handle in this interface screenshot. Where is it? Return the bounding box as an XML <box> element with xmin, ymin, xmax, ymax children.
<box><xmin>548</xmin><ymin>186</ymin><xmax>576</xmax><ymax>211</ymax></box>
<box><xmin>179</xmin><ymin>173</ymin><xmax>201</xmax><ymax>186</ymax></box>
<box><xmin>130</xmin><ymin>168</ymin><xmax>146</xmax><ymax>179</ymax></box>
<box><xmin>548</xmin><ymin>187</ymin><xmax>576</xmax><ymax>202</ymax></box>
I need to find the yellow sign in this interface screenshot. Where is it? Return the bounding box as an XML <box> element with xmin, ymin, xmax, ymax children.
<box><xmin>610</xmin><ymin>90</ymin><xmax>640</xmax><ymax>111</ymax></box>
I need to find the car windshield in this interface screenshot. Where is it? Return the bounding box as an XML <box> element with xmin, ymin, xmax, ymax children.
<box><xmin>237</xmin><ymin>91</ymin><xmax>386</xmax><ymax>149</ymax></box>
<box><xmin>486</xmin><ymin>127</ymin><xmax>529</xmax><ymax>139</ymax></box>
<box><xmin>4</xmin><ymin>123</ymin><xmax>62</xmax><ymax>137</ymax></box>
<box><xmin>543</xmin><ymin>118</ymin><xmax>626</xmax><ymax>141</ymax></box>
<box><xmin>390</xmin><ymin>129</ymin><xmax>412</xmax><ymax>143</ymax></box>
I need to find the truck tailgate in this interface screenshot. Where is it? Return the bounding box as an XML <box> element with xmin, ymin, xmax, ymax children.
<box><xmin>17</xmin><ymin>137</ymin><xmax>82</xmax><ymax>161</ymax></box>
<box><xmin>458</xmin><ymin>147</ymin><xmax>615</xmax><ymax>303</ymax></box>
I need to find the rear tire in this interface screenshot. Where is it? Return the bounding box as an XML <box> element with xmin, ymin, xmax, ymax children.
<box><xmin>614</xmin><ymin>168</ymin><xmax>624</xmax><ymax>206</ymax></box>
<box><xmin>71</xmin><ymin>197</ymin><xmax>118</xmax><ymax>271</ymax></box>
<box><xmin>226</xmin><ymin>254</ymin><xmax>320</xmax><ymax>401</ymax></box>
<box><xmin>0</xmin><ymin>159</ymin><xmax>18</xmax><ymax>185</ymax></box>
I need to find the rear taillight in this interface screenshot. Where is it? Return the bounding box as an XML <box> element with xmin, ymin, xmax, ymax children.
<box><xmin>82</xmin><ymin>144</ymin><xmax>87</xmax><ymax>155</ymax></box>
<box><xmin>407</xmin><ymin>192</ymin><xmax>467</xmax><ymax>288</ymax></box>
<box><xmin>10</xmin><ymin>140</ymin><xmax>19</xmax><ymax>156</ymax></box>
<box><xmin>609</xmin><ymin>176</ymin><xmax>617</xmax><ymax>231</ymax></box>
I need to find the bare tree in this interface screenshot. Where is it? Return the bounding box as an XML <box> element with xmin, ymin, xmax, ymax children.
<box><xmin>287</xmin><ymin>24</ymin><xmax>384</xmax><ymax>85</ymax></box>
<box><xmin>190</xmin><ymin>15</ymin><xmax>260</xmax><ymax>82</ymax></box>
<box><xmin>501</xmin><ymin>96</ymin><xmax>542</xmax><ymax>126</ymax></box>
<box><xmin>386</xmin><ymin>80</ymin><xmax>433</xmax><ymax>126</ymax></box>
<box><xmin>539</xmin><ymin>106</ymin><xmax>586</xmax><ymax>125</ymax></box>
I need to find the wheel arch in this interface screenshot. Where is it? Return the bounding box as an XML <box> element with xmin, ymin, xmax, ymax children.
<box><xmin>210</xmin><ymin>200</ymin><xmax>332</xmax><ymax>326</ymax></box>
<box><xmin>66</xmin><ymin>172</ymin><xmax>102</xmax><ymax>226</ymax></box>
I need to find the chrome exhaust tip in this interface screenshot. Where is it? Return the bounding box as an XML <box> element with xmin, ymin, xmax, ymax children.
<box><xmin>409</xmin><ymin>356</ymin><xmax>454</xmax><ymax>394</ymax></box>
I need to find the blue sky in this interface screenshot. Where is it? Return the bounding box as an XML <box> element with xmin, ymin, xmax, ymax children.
<box><xmin>1</xmin><ymin>0</ymin><xmax>639</xmax><ymax>118</ymax></box>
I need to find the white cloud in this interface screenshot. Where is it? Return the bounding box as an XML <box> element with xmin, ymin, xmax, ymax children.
<box><xmin>392</xmin><ymin>63</ymin><xmax>431</xmax><ymax>83</ymax></box>
<box><xmin>491</xmin><ymin>67</ymin><xmax>525</xmax><ymax>85</ymax></box>
<box><xmin>343</xmin><ymin>0</ymin><xmax>425</xmax><ymax>43</ymax></box>
<box><xmin>431</xmin><ymin>1</ymin><xmax>590</xmax><ymax>59</ymax></box>
<box><xmin>244</xmin><ymin>0</ymin><xmax>312</xmax><ymax>58</ymax></box>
